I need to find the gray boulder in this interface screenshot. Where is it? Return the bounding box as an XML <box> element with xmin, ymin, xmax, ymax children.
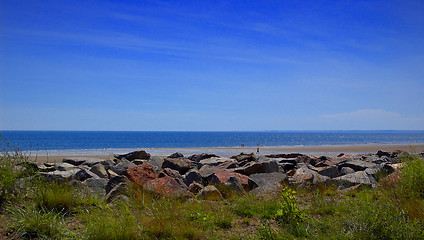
<box><xmin>225</xmin><ymin>176</ymin><xmax>244</xmax><ymax>192</ymax></box>
<box><xmin>106</xmin><ymin>176</ymin><xmax>129</xmax><ymax>194</ymax></box>
<box><xmin>55</xmin><ymin>162</ymin><xmax>77</xmax><ymax>171</ymax></box>
<box><xmin>39</xmin><ymin>169</ymin><xmax>80</xmax><ymax>182</ymax></box>
<box><xmin>248</xmin><ymin>172</ymin><xmax>287</xmax><ymax>190</ymax></box>
<box><xmin>147</xmin><ymin>156</ymin><xmax>165</xmax><ymax>171</ymax></box>
<box><xmin>90</xmin><ymin>164</ymin><xmax>108</xmax><ymax>178</ymax></box>
<box><xmin>184</xmin><ymin>169</ymin><xmax>203</xmax><ymax>186</ymax></box>
<box><xmin>83</xmin><ymin>178</ymin><xmax>108</xmax><ymax>196</ymax></box>
<box><xmin>168</xmin><ymin>152</ymin><xmax>184</xmax><ymax>158</ymax></box>
<box><xmin>162</xmin><ymin>158</ymin><xmax>193</xmax><ymax>175</ymax></box>
<box><xmin>110</xmin><ymin>159</ymin><xmax>136</xmax><ymax>175</ymax></box>
<box><xmin>340</xmin><ymin>167</ymin><xmax>355</xmax><ymax>176</ymax></box>
<box><xmin>338</xmin><ymin>160</ymin><xmax>378</xmax><ymax>172</ymax></box>
<box><xmin>75</xmin><ymin>169</ymin><xmax>99</xmax><ymax>181</ymax></box>
<box><xmin>317</xmin><ymin>165</ymin><xmax>339</xmax><ymax>178</ymax></box>
<box><xmin>105</xmin><ymin>182</ymin><xmax>128</xmax><ymax>203</ymax></box>
<box><xmin>332</xmin><ymin>171</ymin><xmax>377</xmax><ymax>188</ymax></box>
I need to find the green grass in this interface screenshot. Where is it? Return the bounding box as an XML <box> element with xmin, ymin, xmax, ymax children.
<box><xmin>1</xmin><ymin>147</ymin><xmax>424</xmax><ymax>240</ymax></box>
<box><xmin>8</xmin><ymin>203</ymin><xmax>66</xmax><ymax>239</ymax></box>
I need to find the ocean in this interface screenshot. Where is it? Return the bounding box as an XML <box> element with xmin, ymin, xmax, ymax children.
<box><xmin>1</xmin><ymin>131</ymin><xmax>424</xmax><ymax>153</ymax></box>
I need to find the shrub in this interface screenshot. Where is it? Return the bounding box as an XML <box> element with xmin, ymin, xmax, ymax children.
<box><xmin>275</xmin><ymin>187</ymin><xmax>305</xmax><ymax>224</ymax></box>
<box><xmin>400</xmin><ymin>154</ymin><xmax>424</xmax><ymax>198</ymax></box>
<box><xmin>0</xmin><ymin>140</ymin><xmax>30</xmax><ymax>203</ymax></box>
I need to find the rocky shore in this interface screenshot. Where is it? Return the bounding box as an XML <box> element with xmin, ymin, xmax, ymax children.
<box><xmin>28</xmin><ymin>149</ymin><xmax>420</xmax><ymax>202</ymax></box>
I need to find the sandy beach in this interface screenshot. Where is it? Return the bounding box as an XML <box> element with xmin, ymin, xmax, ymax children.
<box><xmin>28</xmin><ymin>144</ymin><xmax>424</xmax><ymax>163</ymax></box>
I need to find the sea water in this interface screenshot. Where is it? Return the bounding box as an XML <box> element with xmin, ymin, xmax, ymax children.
<box><xmin>1</xmin><ymin>131</ymin><xmax>424</xmax><ymax>152</ymax></box>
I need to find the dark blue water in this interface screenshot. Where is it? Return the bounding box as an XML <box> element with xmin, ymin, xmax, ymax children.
<box><xmin>1</xmin><ymin>131</ymin><xmax>424</xmax><ymax>151</ymax></box>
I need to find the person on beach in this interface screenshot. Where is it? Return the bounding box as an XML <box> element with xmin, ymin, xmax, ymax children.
<box><xmin>257</xmin><ymin>144</ymin><xmax>259</xmax><ymax>153</ymax></box>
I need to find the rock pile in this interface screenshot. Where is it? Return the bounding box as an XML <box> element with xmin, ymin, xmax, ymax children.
<box><xmin>33</xmin><ymin>150</ymin><xmax>406</xmax><ymax>201</ymax></box>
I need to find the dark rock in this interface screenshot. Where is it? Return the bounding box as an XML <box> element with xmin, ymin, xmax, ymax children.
<box><xmin>376</xmin><ymin>150</ymin><xmax>391</xmax><ymax>158</ymax></box>
<box><xmin>266</xmin><ymin>153</ymin><xmax>303</xmax><ymax>159</ymax></box>
<box><xmin>317</xmin><ymin>165</ymin><xmax>339</xmax><ymax>178</ymax></box>
<box><xmin>110</xmin><ymin>159</ymin><xmax>136</xmax><ymax>175</ymax></box>
<box><xmin>106</xmin><ymin>176</ymin><xmax>128</xmax><ymax>194</ymax></box>
<box><xmin>144</xmin><ymin>175</ymin><xmax>191</xmax><ymax>197</ymax></box>
<box><xmin>198</xmin><ymin>185</ymin><xmax>223</xmax><ymax>200</ymax></box>
<box><xmin>332</xmin><ymin>171</ymin><xmax>377</xmax><ymax>188</ymax></box>
<box><xmin>105</xmin><ymin>182</ymin><xmax>128</xmax><ymax>203</ymax></box>
<box><xmin>337</xmin><ymin>153</ymin><xmax>345</xmax><ymax>157</ymax></box>
<box><xmin>184</xmin><ymin>169</ymin><xmax>203</xmax><ymax>186</ymax></box>
<box><xmin>340</xmin><ymin>167</ymin><xmax>355</xmax><ymax>176</ymax></box>
<box><xmin>233</xmin><ymin>162</ymin><xmax>265</xmax><ymax>176</ymax></box>
<box><xmin>198</xmin><ymin>158</ymin><xmax>235</xmax><ymax>167</ymax></box>
<box><xmin>189</xmin><ymin>153</ymin><xmax>220</xmax><ymax>162</ymax></box>
<box><xmin>210</xmin><ymin>170</ymin><xmax>249</xmax><ymax>188</ymax></box>
<box><xmin>147</xmin><ymin>156</ymin><xmax>165</xmax><ymax>171</ymax></box>
<box><xmin>116</xmin><ymin>150</ymin><xmax>151</xmax><ymax>161</ymax></box>
<box><xmin>278</xmin><ymin>162</ymin><xmax>296</xmax><ymax>172</ymax></box>
<box><xmin>125</xmin><ymin>163</ymin><xmax>159</xmax><ymax>186</ymax></box>
<box><xmin>63</xmin><ymin>158</ymin><xmax>86</xmax><ymax>166</ymax></box>
<box><xmin>225</xmin><ymin>176</ymin><xmax>244</xmax><ymax>192</ymax></box>
<box><xmin>168</xmin><ymin>152</ymin><xmax>184</xmax><ymax>158</ymax></box>
<box><xmin>260</xmin><ymin>160</ymin><xmax>279</xmax><ymax>173</ymax></box>
<box><xmin>159</xmin><ymin>168</ymin><xmax>183</xmax><ymax>180</ymax></box>
<box><xmin>162</xmin><ymin>158</ymin><xmax>193</xmax><ymax>175</ymax></box>
<box><xmin>338</xmin><ymin>160</ymin><xmax>378</xmax><ymax>172</ymax></box>
<box><xmin>231</xmin><ymin>152</ymin><xmax>256</xmax><ymax>162</ymax></box>
<box><xmin>174</xmin><ymin>178</ymin><xmax>188</xmax><ymax>189</ymax></box>
<box><xmin>100</xmin><ymin>159</ymin><xmax>115</xmax><ymax>170</ymax></box>
<box><xmin>83</xmin><ymin>178</ymin><xmax>108</xmax><ymax>196</ymax></box>
<box><xmin>75</xmin><ymin>169</ymin><xmax>99</xmax><ymax>181</ymax></box>
<box><xmin>90</xmin><ymin>164</ymin><xmax>108</xmax><ymax>178</ymax></box>
<box><xmin>133</xmin><ymin>159</ymin><xmax>147</xmax><ymax>165</ymax></box>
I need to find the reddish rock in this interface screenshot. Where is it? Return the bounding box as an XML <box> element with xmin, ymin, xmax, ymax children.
<box><xmin>125</xmin><ymin>163</ymin><xmax>158</xmax><ymax>186</ymax></box>
<box><xmin>210</xmin><ymin>170</ymin><xmax>249</xmax><ymax>188</ymax></box>
<box><xmin>144</xmin><ymin>175</ymin><xmax>191</xmax><ymax>197</ymax></box>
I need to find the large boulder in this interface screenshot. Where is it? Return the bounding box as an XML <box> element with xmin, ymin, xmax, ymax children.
<box><xmin>316</xmin><ymin>165</ymin><xmax>339</xmax><ymax>178</ymax></box>
<box><xmin>248</xmin><ymin>172</ymin><xmax>287</xmax><ymax>189</ymax></box>
<box><xmin>168</xmin><ymin>152</ymin><xmax>184</xmax><ymax>158</ymax></box>
<box><xmin>290</xmin><ymin>166</ymin><xmax>329</xmax><ymax>185</ymax></box>
<box><xmin>110</xmin><ymin>159</ymin><xmax>136</xmax><ymax>175</ymax></box>
<box><xmin>198</xmin><ymin>158</ymin><xmax>235</xmax><ymax>167</ymax></box>
<box><xmin>210</xmin><ymin>170</ymin><xmax>249</xmax><ymax>189</ymax></box>
<box><xmin>75</xmin><ymin>169</ymin><xmax>99</xmax><ymax>181</ymax></box>
<box><xmin>162</xmin><ymin>158</ymin><xmax>193</xmax><ymax>174</ymax></box>
<box><xmin>90</xmin><ymin>164</ymin><xmax>108</xmax><ymax>178</ymax></box>
<box><xmin>105</xmin><ymin>182</ymin><xmax>128</xmax><ymax>203</ymax></box>
<box><xmin>39</xmin><ymin>169</ymin><xmax>80</xmax><ymax>182</ymax></box>
<box><xmin>266</xmin><ymin>153</ymin><xmax>303</xmax><ymax>159</ymax></box>
<box><xmin>55</xmin><ymin>162</ymin><xmax>77</xmax><ymax>171</ymax></box>
<box><xmin>338</xmin><ymin>160</ymin><xmax>379</xmax><ymax>172</ymax></box>
<box><xmin>106</xmin><ymin>176</ymin><xmax>129</xmax><ymax>194</ymax></box>
<box><xmin>144</xmin><ymin>175</ymin><xmax>191</xmax><ymax>197</ymax></box>
<box><xmin>125</xmin><ymin>163</ymin><xmax>159</xmax><ymax>186</ymax></box>
<box><xmin>331</xmin><ymin>171</ymin><xmax>377</xmax><ymax>188</ymax></box>
<box><xmin>159</xmin><ymin>168</ymin><xmax>183</xmax><ymax>180</ymax></box>
<box><xmin>116</xmin><ymin>150</ymin><xmax>151</xmax><ymax>161</ymax></box>
<box><xmin>147</xmin><ymin>156</ymin><xmax>166</xmax><ymax>171</ymax></box>
<box><xmin>184</xmin><ymin>169</ymin><xmax>203</xmax><ymax>186</ymax></box>
<box><xmin>83</xmin><ymin>178</ymin><xmax>108</xmax><ymax>196</ymax></box>
<box><xmin>233</xmin><ymin>162</ymin><xmax>265</xmax><ymax>176</ymax></box>
<box><xmin>198</xmin><ymin>161</ymin><xmax>236</xmax><ymax>180</ymax></box>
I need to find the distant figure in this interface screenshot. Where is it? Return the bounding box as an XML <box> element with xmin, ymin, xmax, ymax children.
<box><xmin>256</xmin><ymin>144</ymin><xmax>259</xmax><ymax>153</ymax></box>
<box><xmin>241</xmin><ymin>144</ymin><xmax>245</xmax><ymax>147</ymax></box>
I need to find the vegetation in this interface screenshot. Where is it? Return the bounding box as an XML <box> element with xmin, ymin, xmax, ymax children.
<box><xmin>1</xmin><ymin>145</ymin><xmax>423</xmax><ymax>239</ymax></box>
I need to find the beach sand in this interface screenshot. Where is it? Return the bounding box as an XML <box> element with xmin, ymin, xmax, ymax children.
<box><xmin>28</xmin><ymin>144</ymin><xmax>424</xmax><ymax>163</ymax></box>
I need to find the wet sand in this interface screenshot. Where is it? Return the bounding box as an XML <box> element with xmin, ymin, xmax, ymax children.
<box><xmin>28</xmin><ymin>144</ymin><xmax>424</xmax><ymax>163</ymax></box>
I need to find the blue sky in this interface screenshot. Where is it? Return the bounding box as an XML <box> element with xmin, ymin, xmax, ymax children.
<box><xmin>1</xmin><ymin>0</ymin><xmax>423</xmax><ymax>131</ymax></box>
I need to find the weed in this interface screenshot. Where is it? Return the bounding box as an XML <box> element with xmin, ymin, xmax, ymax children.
<box><xmin>8</xmin><ymin>203</ymin><xmax>65</xmax><ymax>239</ymax></box>
<box><xmin>275</xmin><ymin>187</ymin><xmax>305</xmax><ymax>224</ymax></box>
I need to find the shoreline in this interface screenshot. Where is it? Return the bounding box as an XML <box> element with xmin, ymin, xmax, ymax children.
<box><xmin>28</xmin><ymin>143</ymin><xmax>424</xmax><ymax>163</ymax></box>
